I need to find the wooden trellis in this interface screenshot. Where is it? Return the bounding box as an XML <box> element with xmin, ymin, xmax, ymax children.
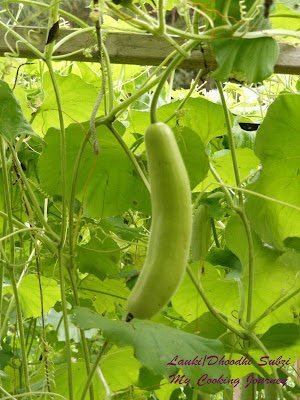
<box><xmin>1</xmin><ymin>26</ymin><xmax>300</xmax><ymax>74</ymax></box>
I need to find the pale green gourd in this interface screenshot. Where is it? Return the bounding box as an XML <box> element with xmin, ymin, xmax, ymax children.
<box><xmin>127</xmin><ymin>122</ymin><xmax>192</xmax><ymax>320</ymax></box>
<box><xmin>190</xmin><ymin>204</ymin><xmax>211</xmax><ymax>263</ymax></box>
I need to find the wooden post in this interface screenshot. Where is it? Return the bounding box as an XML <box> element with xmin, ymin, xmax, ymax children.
<box><xmin>233</xmin><ymin>383</ymin><xmax>241</xmax><ymax>400</ymax></box>
<box><xmin>0</xmin><ymin>27</ymin><xmax>300</xmax><ymax>74</ymax></box>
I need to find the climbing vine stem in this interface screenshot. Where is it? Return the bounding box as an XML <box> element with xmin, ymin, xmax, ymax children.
<box><xmin>0</xmin><ymin>137</ymin><xmax>31</xmax><ymax>396</ymax></box>
<box><xmin>216</xmin><ymin>80</ymin><xmax>255</xmax><ymax>324</ymax></box>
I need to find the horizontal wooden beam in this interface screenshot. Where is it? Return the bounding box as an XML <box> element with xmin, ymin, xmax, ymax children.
<box><xmin>1</xmin><ymin>26</ymin><xmax>300</xmax><ymax>74</ymax></box>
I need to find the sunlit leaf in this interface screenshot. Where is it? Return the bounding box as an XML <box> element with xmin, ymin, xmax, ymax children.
<box><xmin>0</xmin><ymin>80</ymin><xmax>36</xmax><ymax>140</ymax></box>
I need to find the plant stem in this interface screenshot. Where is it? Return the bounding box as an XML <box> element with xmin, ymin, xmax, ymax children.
<box><xmin>8</xmin><ymin>144</ymin><xmax>59</xmax><ymax>242</ymax></box>
<box><xmin>44</xmin><ymin>1</ymin><xmax>74</xmax><ymax>398</ymax></box>
<box><xmin>1</xmin><ymin>392</ymin><xmax>67</xmax><ymax>400</ymax></box>
<box><xmin>215</xmin><ymin>81</ymin><xmax>241</xmax><ymax>189</ymax></box>
<box><xmin>102</xmin><ymin>45</ymin><xmax>114</xmax><ymax>113</ymax></box>
<box><xmin>236</xmin><ymin>29</ymin><xmax>300</xmax><ymax>40</ymax></box>
<box><xmin>186</xmin><ymin>266</ymin><xmax>247</xmax><ymax>339</ymax></box>
<box><xmin>222</xmin><ymin>184</ymin><xmax>300</xmax><ymax>212</ymax></box>
<box><xmin>4</xmin><ymin>0</ymin><xmax>89</xmax><ymax>28</ymax></box>
<box><xmin>0</xmin><ymin>138</ymin><xmax>31</xmax><ymax>396</ymax></box>
<box><xmin>44</xmin><ymin>62</ymin><xmax>67</xmax><ymax>245</ymax></box>
<box><xmin>96</xmin><ymin>40</ymin><xmax>200</xmax><ymax>126</ymax></box>
<box><xmin>211</xmin><ymin>219</ymin><xmax>220</xmax><ymax>248</ymax></box>
<box><xmin>46</xmin><ymin>5</ymin><xmax>94</xmax><ymax>397</ymax></box>
<box><xmin>0</xmin><ymin>248</ymin><xmax>35</xmax><ymax>342</ymax></box>
<box><xmin>237</xmin><ymin>209</ymin><xmax>255</xmax><ymax>323</ymax></box>
<box><xmin>53</xmin><ymin>27</ymin><xmax>94</xmax><ymax>53</ymax></box>
<box><xmin>68</xmin><ymin>267</ymin><xmax>94</xmax><ymax>400</ymax></box>
<box><xmin>215</xmin><ymin>81</ymin><xmax>255</xmax><ymax>324</ymax></box>
<box><xmin>107</xmin><ymin>122</ymin><xmax>150</xmax><ymax>192</ymax></box>
<box><xmin>0</xmin><ymin>20</ymin><xmax>44</xmax><ymax>59</ymax></box>
<box><xmin>241</xmin><ymin>375</ymin><xmax>256</xmax><ymax>400</ymax></box>
<box><xmin>0</xmin><ymin>385</ymin><xmax>17</xmax><ymax>400</ymax></box>
<box><xmin>158</xmin><ymin>0</ymin><xmax>165</xmax><ymax>33</ymax></box>
<box><xmin>150</xmin><ymin>40</ymin><xmax>196</xmax><ymax>123</ymax></box>
<box><xmin>164</xmin><ymin>68</ymin><xmax>204</xmax><ymax>124</ymax></box>
<box><xmin>249</xmin><ymin>332</ymin><xmax>284</xmax><ymax>400</ymax></box>
<box><xmin>81</xmin><ymin>340</ymin><xmax>109</xmax><ymax>400</ymax></box>
<box><xmin>264</xmin><ymin>383</ymin><xmax>278</xmax><ymax>399</ymax></box>
<box><xmin>209</xmin><ymin>163</ymin><xmax>236</xmax><ymax>210</ymax></box>
<box><xmin>57</xmin><ymin>249</ymin><xmax>73</xmax><ymax>399</ymax></box>
<box><xmin>222</xmin><ymin>0</ymin><xmax>233</xmax><ymax>25</ymax></box>
<box><xmin>249</xmin><ymin>287</ymin><xmax>300</xmax><ymax>329</ymax></box>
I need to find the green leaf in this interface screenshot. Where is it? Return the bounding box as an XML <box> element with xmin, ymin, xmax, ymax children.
<box><xmin>280</xmin><ymin>1</ymin><xmax>300</xmax><ymax>12</ymax></box>
<box><xmin>0</xmin><ymin>80</ymin><xmax>36</xmax><ymax>140</ymax></box>
<box><xmin>126</xmin><ymin>109</ymin><xmax>149</xmax><ymax>137</ymax></box>
<box><xmin>206</xmin><ymin>248</ymin><xmax>242</xmax><ymax>277</ymax></box>
<box><xmin>55</xmin><ymin>347</ymin><xmax>140</xmax><ymax>398</ymax></box>
<box><xmin>245</xmin><ymin>94</ymin><xmax>300</xmax><ymax>250</ymax></box>
<box><xmin>155</xmin><ymin>380</ymin><xmax>178</xmax><ymax>400</ymax></box>
<box><xmin>32</xmin><ymin>72</ymin><xmax>100</xmax><ymax>133</ymax></box>
<box><xmin>157</xmin><ymin>98</ymin><xmax>231</xmax><ymax>144</ymax></box>
<box><xmin>195</xmin><ymin>148</ymin><xmax>260</xmax><ymax>192</ymax></box>
<box><xmin>73</xmin><ymin>307</ymin><xmax>229</xmax><ymax>393</ymax></box>
<box><xmin>184</xmin><ymin>312</ymin><xmax>227</xmax><ymax>339</ymax></box>
<box><xmin>174</xmin><ymin>126</ymin><xmax>209</xmax><ymax>188</ymax></box>
<box><xmin>260</xmin><ymin>323</ymin><xmax>300</xmax><ymax>349</ymax></box>
<box><xmin>100</xmin><ymin>216</ymin><xmax>144</xmax><ymax>242</ymax></box>
<box><xmin>101</xmin><ymin>346</ymin><xmax>141</xmax><ymax>391</ymax></box>
<box><xmin>225</xmin><ymin>215</ymin><xmax>300</xmax><ymax>332</ymax></box>
<box><xmin>0</xmin><ymin>342</ymin><xmax>13</xmax><ymax>370</ymax></box>
<box><xmin>211</xmin><ymin>148</ymin><xmax>260</xmax><ymax>184</ymax></box>
<box><xmin>284</xmin><ymin>237</ymin><xmax>300</xmax><ymax>252</ymax></box>
<box><xmin>173</xmin><ymin>264</ymin><xmax>240</xmax><ymax>323</ymax></box>
<box><xmin>195</xmin><ymin>0</ymin><xmax>216</xmax><ymax>20</ymax></box>
<box><xmin>271</xmin><ymin>4</ymin><xmax>300</xmax><ymax>36</ymax></box>
<box><xmin>214</xmin><ymin>0</ymin><xmax>256</xmax><ymax>25</ymax></box>
<box><xmin>165</xmin><ymin>0</ymin><xmax>179</xmax><ymax>11</ymax></box>
<box><xmin>126</xmin><ymin>116</ymin><xmax>209</xmax><ymax>188</ymax></box>
<box><xmin>138</xmin><ymin>366</ymin><xmax>162</xmax><ymax>390</ymax></box>
<box><xmin>38</xmin><ymin>122</ymin><xmax>150</xmax><ymax>217</ymax></box>
<box><xmin>243</xmin><ymin>324</ymin><xmax>300</xmax><ymax>371</ymax></box>
<box><xmin>78</xmin><ymin>275</ymin><xmax>130</xmax><ymax>314</ymax></box>
<box><xmin>77</xmin><ymin>233</ymin><xmax>120</xmax><ymax>280</ymax></box>
<box><xmin>212</xmin><ymin>38</ymin><xmax>279</xmax><ymax>83</ymax></box>
<box><xmin>3</xmin><ymin>274</ymin><xmax>60</xmax><ymax>318</ymax></box>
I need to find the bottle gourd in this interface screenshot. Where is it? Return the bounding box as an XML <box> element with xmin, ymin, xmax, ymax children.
<box><xmin>190</xmin><ymin>204</ymin><xmax>211</xmax><ymax>263</ymax></box>
<box><xmin>126</xmin><ymin>122</ymin><xmax>192</xmax><ymax>320</ymax></box>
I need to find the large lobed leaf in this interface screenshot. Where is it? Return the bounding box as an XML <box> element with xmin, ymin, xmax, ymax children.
<box><xmin>157</xmin><ymin>97</ymin><xmax>230</xmax><ymax>145</ymax></box>
<box><xmin>73</xmin><ymin>307</ymin><xmax>229</xmax><ymax>394</ymax></box>
<box><xmin>3</xmin><ymin>274</ymin><xmax>60</xmax><ymax>318</ymax></box>
<box><xmin>225</xmin><ymin>214</ymin><xmax>300</xmax><ymax>333</ymax></box>
<box><xmin>32</xmin><ymin>72</ymin><xmax>101</xmax><ymax>134</ymax></box>
<box><xmin>38</xmin><ymin>122</ymin><xmax>150</xmax><ymax>217</ymax></box>
<box><xmin>245</xmin><ymin>94</ymin><xmax>300</xmax><ymax>250</ymax></box>
<box><xmin>212</xmin><ymin>38</ymin><xmax>279</xmax><ymax>83</ymax></box>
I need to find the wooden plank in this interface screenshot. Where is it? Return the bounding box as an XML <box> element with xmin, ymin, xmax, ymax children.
<box><xmin>275</xmin><ymin>43</ymin><xmax>300</xmax><ymax>74</ymax></box>
<box><xmin>0</xmin><ymin>26</ymin><xmax>300</xmax><ymax>74</ymax></box>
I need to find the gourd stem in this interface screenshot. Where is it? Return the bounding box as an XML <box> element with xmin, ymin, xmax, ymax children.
<box><xmin>150</xmin><ymin>40</ymin><xmax>197</xmax><ymax>124</ymax></box>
